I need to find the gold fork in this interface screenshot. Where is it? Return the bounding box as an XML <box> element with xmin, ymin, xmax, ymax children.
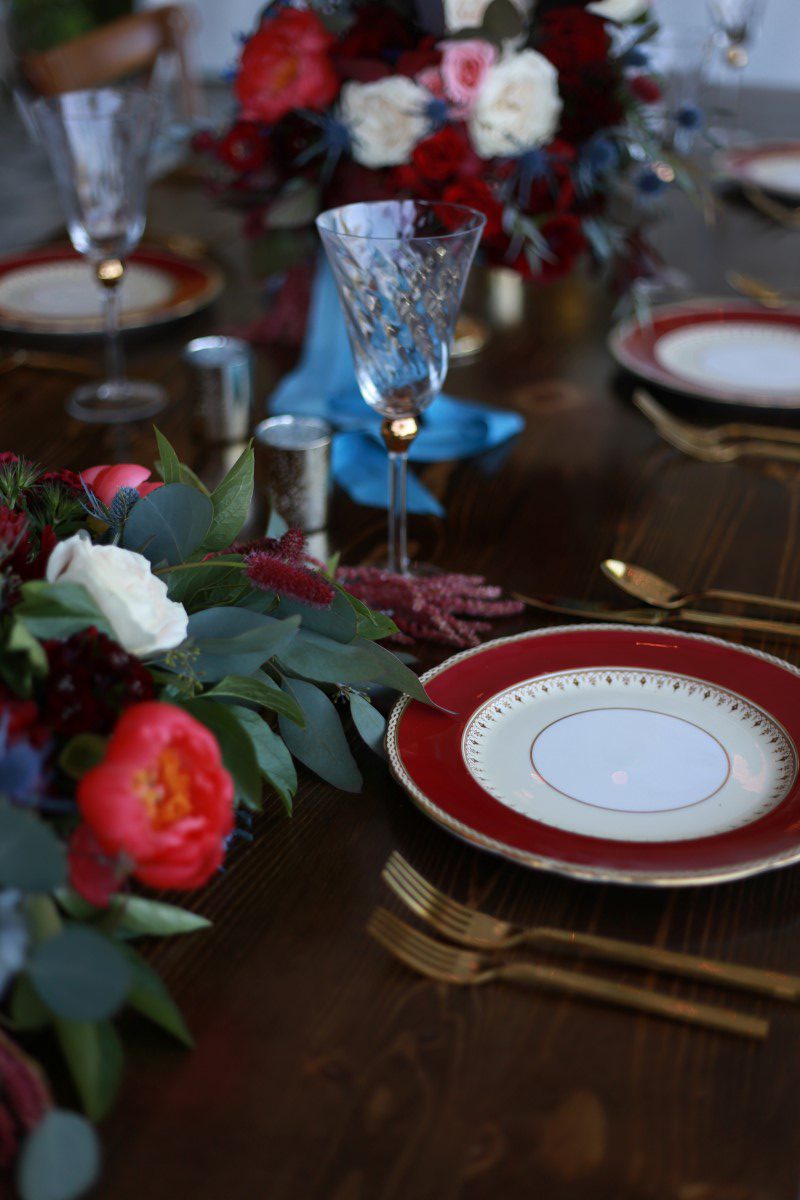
<box><xmin>383</xmin><ymin>853</ymin><xmax>800</xmax><ymax>1003</ymax></box>
<box><xmin>633</xmin><ymin>392</ymin><xmax>800</xmax><ymax>465</ymax></box>
<box><xmin>634</xmin><ymin>389</ymin><xmax>800</xmax><ymax>448</ymax></box>
<box><xmin>743</xmin><ymin>185</ymin><xmax>800</xmax><ymax>230</ymax></box>
<box><xmin>368</xmin><ymin>907</ymin><xmax>768</xmax><ymax>1040</ymax></box>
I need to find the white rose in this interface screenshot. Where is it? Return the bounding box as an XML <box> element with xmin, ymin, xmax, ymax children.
<box><xmin>443</xmin><ymin>0</ymin><xmax>531</xmax><ymax>32</ymax></box>
<box><xmin>587</xmin><ymin>0</ymin><xmax>651</xmax><ymax>21</ymax></box>
<box><xmin>469</xmin><ymin>50</ymin><xmax>562</xmax><ymax>159</ymax></box>
<box><xmin>46</xmin><ymin>532</ymin><xmax>188</xmax><ymax>658</ymax></box>
<box><xmin>340</xmin><ymin>77</ymin><xmax>431</xmax><ymax>169</ymax></box>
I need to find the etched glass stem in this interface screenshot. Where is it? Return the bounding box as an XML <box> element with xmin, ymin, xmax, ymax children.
<box><xmin>101</xmin><ymin>273</ymin><xmax>126</xmax><ymax>391</ymax></box>
<box><xmin>388</xmin><ymin>449</ymin><xmax>409</xmax><ymax>575</ymax></box>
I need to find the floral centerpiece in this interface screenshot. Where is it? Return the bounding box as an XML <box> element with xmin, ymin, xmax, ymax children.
<box><xmin>0</xmin><ymin>436</ymin><xmax>429</xmax><ymax>1198</ymax></box>
<box><xmin>198</xmin><ymin>0</ymin><xmax>675</xmax><ymax>337</ymax></box>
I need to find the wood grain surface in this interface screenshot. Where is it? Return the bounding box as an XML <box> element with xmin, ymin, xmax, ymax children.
<box><xmin>3</xmin><ymin>98</ymin><xmax>800</xmax><ymax>1200</ymax></box>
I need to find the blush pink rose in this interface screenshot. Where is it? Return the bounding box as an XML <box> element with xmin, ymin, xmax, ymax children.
<box><xmin>440</xmin><ymin>40</ymin><xmax>497</xmax><ymax>109</ymax></box>
<box><xmin>81</xmin><ymin>463</ymin><xmax>163</xmax><ymax>507</ymax></box>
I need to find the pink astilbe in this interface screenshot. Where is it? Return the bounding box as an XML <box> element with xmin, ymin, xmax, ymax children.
<box><xmin>244</xmin><ymin>528</ymin><xmax>334</xmax><ymax>608</ymax></box>
<box><xmin>337</xmin><ymin>567</ymin><xmax>525</xmax><ymax>649</ymax></box>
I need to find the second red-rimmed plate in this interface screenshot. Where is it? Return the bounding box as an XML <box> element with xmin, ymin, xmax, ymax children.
<box><xmin>716</xmin><ymin>141</ymin><xmax>800</xmax><ymax>201</ymax></box>
<box><xmin>0</xmin><ymin>245</ymin><xmax>224</xmax><ymax>335</ymax></box>
<box><xmin>610</xmin><ymin>299</ymin><xmax>800</xmax><ymax>408</ymax></box>
<box><xmin>387</xmin><ymin>625</ymin><xmax>800</xmax><ymax>886</ymax></box>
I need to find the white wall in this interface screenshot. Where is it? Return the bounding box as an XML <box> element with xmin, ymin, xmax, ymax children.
<box><xmin>163</xmin><ymin>0</ymin><xmax>800</xmax><ymax>88</ymax></box>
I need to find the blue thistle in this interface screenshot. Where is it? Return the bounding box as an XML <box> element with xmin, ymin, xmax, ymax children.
<box><xmin>636</xmin><ymin>166</ymin><xmax>667</xmax><ymax>196</ymax></box>
<box><xmin>676</xmin><ymin>102</ymin><xmax>703</xmax><ymax>130</ymax></box>
<box><xmin>0</xmin><ymin>713</ymin><xmax>46</xmax><ymax>805</ymax></box>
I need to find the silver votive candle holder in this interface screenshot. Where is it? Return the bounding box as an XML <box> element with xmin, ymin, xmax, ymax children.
<box><xmin>183</xmin><ymin>336</ymin><xmax>253</xmax><ymax>444</ymax></box>
<box><xmin>254</xmin><ymin>415</ymin><xmax>332</xmax><ymax>532</ymax></box>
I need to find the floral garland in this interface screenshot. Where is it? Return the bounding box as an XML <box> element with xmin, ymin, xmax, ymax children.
<box><xmin>0</xmin><ymin>435</ymin><xmax>430</xmax><ymax>1198</ymax></box>
<box><xmin>198</xmin><ymin>0</ymin><xmax>680</xmax><ymax>306</ymax></box>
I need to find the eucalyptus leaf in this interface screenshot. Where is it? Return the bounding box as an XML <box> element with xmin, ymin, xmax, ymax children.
<box><xmin>54</xmin><ymin>1019</ymin><xmax>123</xmax><ymax>1122</ymax></box>
<box><xmin>274</xmin><ymin>587</ymin><xmax>357</xmax><ymax>644</ymax></box>
<box><xmin>18</xmin><ymin>1110</ymin><xmax>100</xmax><ymax>1200</ymax></box>
<box><xmin>165</xmin><ymin>558</ymin><xmax>250</xmax><ymax>612</ymax></box>
<box><xmin>0</xmin><ymin>804</ymin><xmax>66</xmax><ymax>892</ymax></box>
<box><xmin>187</xmin><ymin>608</ymin><xmax>300</xmax><ymax>681</ymax></box>
<box><xmin>6</xmin><ymin>620</ymin><xmax>48</xmax><ymax>674</ymax></box>
<box><xmin>122</xmin><ymin>946</ymin><xmax>193</xmax><ymax>1047</ymax></box>
<box><xmin>279</xmin><ymin>680</ymin><xmax>362</xmax><ymax>793</ymax></box>
<box><xmin>199</xmin><ymin>444</ymin><xmax>255</xmax><ymax>554</ymax></box>
<box><xmin>206</xmin><ymin>672</ymin><xmax>305</xmax><ymax>725</ymax></box>
<box><xmin>154</xmin><ymin>427</ymin><xmax>181</xmax><ymax>484</ymax></box>
<box><xmin>228</xmin><ymin>707</ymin><xmax>297</xmax><ymax>814</ymax></box>
<box><xmin>16</xmin><ymin>582</ymin><xmax>112</xmax><ymax>641</ymax></box>
<box><xmin>110</xmin><ymin>896</ymin><xmax>211</xmax><ymax>938</ymax></box>
<box><xmin>29</xmin><ymin>925</ymin><xmax>130</xmax><ymax>1022</ymax></box>
<box><xmin>121</xmin><ymin>483</ymin><xmax>213</xmax><ymax>567</ymax></box>
<box><xmin>10</xmin><ymin>975</ymin><xmax>50</xmax><ymax>1031</ymax></box>
<box><xmin>348</xmin><ymin>692</ymin><xmax>387</xmax><ymax>759</ymax></box>
<box><xmin>58</xmin><ymin>734</ymin><xmax>107</xmax><ymax>781</ymax></box>
<box><xmin>180</xmin><ymin>697</ymin><xmax>262</xmax><ymax>809</ymax></box>
<box><xmin>280</xmin><ymin>632</ymin><xmax>432</xmax><ymax>705</ymax></box>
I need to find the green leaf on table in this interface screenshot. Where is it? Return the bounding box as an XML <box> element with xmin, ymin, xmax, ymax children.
<box><xmin>121</xmin><ymin>483</ymin><xmax>213</xmax><ymax>567</ymax></box>
<box><xmin>228</xmin><ymin>707</ymin><xmax>297</xmax><ymax>814</ymax></box>
<box><xmin>348</xmin><ymin>692</ymin><xmax>387</xmax><ymax>759</ymax></box>
<box><xmin>340</xmin><ymin>589</ymin><xmax>398</xmax><ymax>641</ymax></box>
<box><xmin>58</xmin><ymin>734</ymin><xmax>107</xmax><ymax>781</ymax></box>
<box><xmin>16</xmin><ymin>582</ymin><xmax>111</xmax><ymax>642</ymax></box>
<box><xmin>273</xmin><ymin>587</ymin><xmax>357</xmax><ymax>644</ymax></box>
<box><xmin>29</xmin><ymin>925</ymin><xmax>130</xmax><ymax>1022</ymax></box>
<box><xmin>279</xmin><ymin>632</ymin><xmax>431</xmax><ymax>704</ymax></box>
<box><xmin>206</xmin><ymin>672</ymin><xmax>305</xmax><ymax>725</ymax></box>
<box><xmin>199</xmin><ymin>443</ymin><xmax>255</xmax><ymax>554</ymax></box>
<box><xmin>6</xmin><ymin>619</ymin><xmax>48</xmax><ymax>674</ymax></box>
<box><xmin>122</xmin><ymin>946</ymin><xmax>193</xmax><ymax>1047</ymax></box>
<box><xmin>0</xmin><ymin>803</ymin><xmax>66</xmax><ymax>892</ymax></box>
<box><xmin>10</xmin><ymin>975</ymin><xmax>50</xmax><ymax>1031</ymax></box>
<box><xmin>55</xmin><ymin>1019</ymin><xmax>123</xmax><ymax>1122</ymax></box>
<box><xmin>179</xmin><ymin>697</ymin><xmax>261</xmax><ymax>809</ymax></box>
<box><xmin>187</xmin><ymin>607</ymin><xmax>300</xmax><ymax>681</ymax></box>
<box><xmin>18</xmin><ymin>1109</ymin><xmax>100</xmax><ymax>1200</ymax></box>
<box><xmin>107</xmin><ymin>896</ymin><xmax>211</xmax><ymax>939</ymax></box>
<box><xmin>154</xmin><ymin>427</ymin><xmax>182</xmax><ymax>484</ymax></box>
<box><xmin>279</xmin><ymin>680</ymin><xmax>362</xmax><ymax>793</ymax></box>
<box><xmin>165</xmin><ymin>557</ymin><xmax>250</xmax><ymax>612</ymax></box>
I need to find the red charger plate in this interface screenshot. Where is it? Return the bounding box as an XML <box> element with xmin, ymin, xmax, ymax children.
<box><xmin>387</xmin><ymin>625</ymin><xmax>800</xmax><ymax>886</ymax></box>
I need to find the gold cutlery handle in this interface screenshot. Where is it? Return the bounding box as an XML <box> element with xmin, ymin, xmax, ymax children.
<box><xmin>679</xmin><ymin>608</ymin><xmax>800</xmax><ymax>639</ymax></box>
<box><xmin>526</xmin><ymin>929</ymin><xmax>800</xmax><ymax>1002</ymax></box>
<box><xmin>498</xmin><ymin>962</ymin><xmax>768</xmax><ymax>1039</ymax></box>
<box><xmin>724</xmin><ymin>422</ymin><xmax>800</xmax><ymax>446</ymax></box>
<box><xmin>700</xmin><ymin>586</ymin><xmax>800</xmax><ymax>616</ymax></box>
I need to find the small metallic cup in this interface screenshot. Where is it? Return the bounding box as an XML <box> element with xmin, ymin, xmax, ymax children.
<box><xmin>254</xmin><ymin>415</ymin><xmax>332</xmax><ymax>532</ymax></box>
<box><xmin>183</xmin><ymin>336</ymin><xmax>253</xmax><ymax>444</ymax></box>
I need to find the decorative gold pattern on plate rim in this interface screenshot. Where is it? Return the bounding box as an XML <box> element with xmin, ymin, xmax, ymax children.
<box><xmin>461</xmin><ymin>668</ymin><xmax>796</xmax><ymax>822</ymax></box>
<box><xmin>385</xmin><ymin>625</ymin><xmax>800</xmax><ymax>887</ymax></box>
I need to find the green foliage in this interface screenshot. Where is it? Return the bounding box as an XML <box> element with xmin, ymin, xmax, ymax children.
<box><xmin>186</xmin><ymin>607</ymin><xmax>300</xmax><ymax>681</ymax></box>
<box><xmin>179</xmin><ymin>698</ymin><xmax>262</xmax><ymax>810</ymax></box>
<box><xmin>228</xmin><ymin>706</ymin><xmax>297</xmax><ymax>814</ymax></box>
<box><xmin>340</xmin><ymin>590</ymin><xmax>399</xmax><ymax>641</ymax></box>
<box><xmin>29</xmin><ymin>925</ymin><xmax>130</xmax><ymax>1022</ymax></box>
<box><xmin>280</xmin><ymin>631</ymin><xmax>431</xmax><ymax>704</ymax></box>
<box><xmin>165</xmin><ymin>558</ymin><xmax>250</xmax><ymax>613</ymax></box>
<box><xmin>198</xmin><ymin>444</ymin><xmax>255</xmax><ymax>554</ymax></box>
<box><xmin>18</xmin><ymin>1109</ymin><xmax>100</xmax><ymax>1200</ymax></box>
<box><xmin>348</xmin><ymin>692</ymin><xmax>387</xmax><ymax>759</ymax></box>
<box><xmin>58</xmin><ymin>734</ymin><xmax>106</xmax><ymax>781</ymax></box>
<box><xmin>16</xmin><ymin>582</ymin><xmax>111</xmax><ymax>641</ymax></box>
<box><xmin>121</xmin><ymin>484</ymin><xmax>213</xmax><ymax>567</ymax></box>
<box><xmin>274</xmin><ymin>587</ymin><xmax>357</xmax><ymax>643</ymax></box>
<box><xmin>279</xmin><ymin>680</ymin><xmax>362</xmax><ymax>793</ymax></box>
<box><xmin>0</xmin><ymin>804</ymin><xmax>66</xmax><ymax>892</ymax></box>
<box><xmin>56</xmin><ymin>891</ymin><xmax>211</xmax><ymax>938</ymax></box>
<box><xmin>54</xmin><ymin>1018</ymin><xmax>124</xmax><ymax>1122</ymax></box>
<box><xmin>206</xmin><ymin>672</ymin><xmax>305</xmax><ymax>725</ymax></box>
<box><xmin>122</xmin><ymin>947</ymin><xmax>193</xmax><ymax>1047</ymax></box>
<box><xmin>154</xmin><ymin>427</ymin><xmax>182</xmax><ymax>484</ymax></box>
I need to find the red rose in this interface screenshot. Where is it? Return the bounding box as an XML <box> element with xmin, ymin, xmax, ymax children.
<box><xmin>77</xmin><ymin>702</ymin><xmax>235</xmax><ymax>891</ymax></box>
<box><xmin>630</xmin><ymin>74</ymin><xmax>662</xmax><ymax>103</ymax></box>
<box><xmin>0</xmin><ymin>508</ymin><xmax>55</xmax><ymax>583</ymax></box>
<box><xmin>397</xmin><ymin>36</ymin><xmax>441</xmax><ymax>78</ymax></box>
<box><xmin>539</xmin><ymin>7</ymin><xmax>610</xmax><ymax>71</ymax></box>
<box><xmin>81</xmin><ymin>463</ymin><xmax>162</xmax><ymax>508</ymax></box>
<box><xmin>218</xmin><ymin>121</ymin><xmax>269</xmax><ymax>173</ymax></box>
<box><xmin>443</xmin><ymin>177</ymin><xmax>505</xmax><ymax>245</ymax></box>
<box><xmin>539</xmin><ymin>7</ymin><xmax>624</xmax><ymax>141</ymax></box>
<box><xmin>236</xmin><ymin>8</ymin><xmax>339</xmax><ymax>125</ymax></box>
<box><xmin>412</xmin><ymin>126</ymin><xmax>468</xmax><ymax>183</ymax></box>
<box><xmin>335</xmin><ymin>5</ymin><xmax>413</xmax><ymax>60</ymax></box>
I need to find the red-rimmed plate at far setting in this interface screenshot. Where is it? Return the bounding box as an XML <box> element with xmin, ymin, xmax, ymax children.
<box><xmin>610</xmin><ymin>299</ymin><xmax>800</xmax><ymax>408</ymax></box>
<box><xmin>0</xmin><ymin>244</ymin><xmax>223</xmax><ymax>335</ymax></box>
<box><xmin>716</xmin><ymin>141</ymin><xmax>800</xmax><ymax>202</ymax></box>
<box><xmin>386</xmin><ymin>625</ymin><xmax>800</xmax><ymax>886</ymax></box>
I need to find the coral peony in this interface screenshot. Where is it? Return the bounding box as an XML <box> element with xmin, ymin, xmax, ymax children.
<box><xmin>81</xmin><ymin>463</ymin><xmax>162</xmax><ymax>508</ymax></box>
<box><xmin>77</xmin><ymin>703</ymin><xmax>235</xmax><ymax>891</ymax></box>
<box><xmin>236</xmin><ymin>8</ymin><xmax>339</xmax><ymax>125</ymax></box>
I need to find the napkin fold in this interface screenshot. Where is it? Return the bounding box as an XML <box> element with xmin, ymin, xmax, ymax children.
<box><xmin>267</xmin><ymin>260</ymin><xmax>524</xmax><ymax>515</ymax></box>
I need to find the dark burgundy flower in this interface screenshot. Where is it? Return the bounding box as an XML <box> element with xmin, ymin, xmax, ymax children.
<box><xmin>0</xmin><ymin>508</ymin><xmax>55</xmax><ymax>585</ymax></box>
<box><xmin>335</xmin><ymin>5</ymin><xmax>414</xmax><ymax>61</ymax></box>
<box><xmin>271</xmin><ymin>111</ymin><xmax>322</xmax><ymax>169</ymax></box>
<box><xmin>539</xmin><ymin>7</ymin><xmax>625</xmax><ymax>141</ymax></box>
<box><xmin>39</xmin><ymin>468</ymin><xmax>82</xmax><ymax>493</ymax></box>
<box><xmin>442</xmin><ymin>177</ymin><xmax>505</xmax><ymax>246</ymax></box>
<box><xmin>396</xmin><ymin>35</ymin><xmax>441</xmax><ymax>78</ymax></box>
<box><xmin>629</xmin><ymin>74</ymin><xmax>662</xmax><ymax>104</ymax></box>
<box><xmin>243</xmin><ymin>528</ymin><xmax>334</xmax><ymax>608</ymax></box>
<box><xmin>42</xmin><ymin>627</ymin><xmax>155</xmax><ymax>738</ymax></box>
<box><xmin>218</xmin><ymin>121</ymin><xmax>269</xmax><ymax>173</ymax></box>
<box><xmin>67</xmin><ymin>824</ymin><xmax>124</xmax><ymax>908</ymax></box>
<box><xmin>0</xmin><ymin>1029</ymin><xmax>50</xmax><ymax>1184</ymax></box>
<box><xmin>412</xmin><ymin>125</ymin><xmax>471</xmax><ymax>183</ymax></box>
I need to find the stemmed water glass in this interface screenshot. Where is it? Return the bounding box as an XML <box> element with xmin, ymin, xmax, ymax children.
<box><xmin>707</xmin><ymin>0</ymin><xmax>767</xmax><ymax>135</ymax></box>
<box><xmin>31</xmin><ymin>87</ymin><xmax>167</xmax><ymax>423</ymax></box>
<box><xmin>316</xmin><ymin>200</ymin><xmax>485</xmax><ymax>575</ymax></box>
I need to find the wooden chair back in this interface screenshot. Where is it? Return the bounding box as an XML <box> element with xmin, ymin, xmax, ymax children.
<box><xmin>19</xmin><ymin>6</ymin><xmax>199</xmax><ymax>118</ymax></box>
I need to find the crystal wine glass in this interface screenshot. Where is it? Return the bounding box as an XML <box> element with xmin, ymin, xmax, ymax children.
<box><xmin>707</xmin><ymin>0</ymin><xmax>766</xmax><ymax>67</ymax></box>
<box><xmin>316</xmin><ymin>200</ymin><xmax>485</xmax><ymax>575</ymax></box>
<box><xmin>31</xmin><ymin>87</ymin><xmax>167</xmax><ymax>424</ymax></box>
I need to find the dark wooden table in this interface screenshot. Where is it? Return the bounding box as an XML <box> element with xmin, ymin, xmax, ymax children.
<box><xmin>4</xmin><ymin>89</ymin><xmax>800</xmax><ymax>1200</ymax></box>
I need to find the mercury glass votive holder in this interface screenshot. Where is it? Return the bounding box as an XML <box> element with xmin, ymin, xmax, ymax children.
<box><xmin>254</xmin><ymin>415</ymin><xmax>332</xmax><ymax>532</ymax></box>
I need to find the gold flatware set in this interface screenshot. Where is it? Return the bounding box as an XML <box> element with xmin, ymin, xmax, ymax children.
<box><xmin>369</xmin><ymin>853</ymin><xmax>800</xmax><ymax>1039</ymax></box>
<box><xmin>633</xmin><ymin>389</ymin><xmax>800</xmax><ymax>465</ymax></box>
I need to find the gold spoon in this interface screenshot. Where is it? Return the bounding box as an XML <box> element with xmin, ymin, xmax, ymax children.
<box><xmin>726</xmin><ymin>270</ymin><xmax>800</xmax><ymax>310</ymax></box>
<box><xmin>601</xmin><ymin>559</ymin><xmax>800</xmax><ymax>618</ymax></box>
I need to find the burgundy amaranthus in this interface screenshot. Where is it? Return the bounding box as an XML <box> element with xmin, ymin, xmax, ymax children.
<box><xmin>242</xmin><ymin>529</ymin><xmax>335</xmax><ymax>609</ymax></box>
<box><xmin>337</xmin><ymin>567</ymin><xmax>524</xmax><ymax>649</ymax></box>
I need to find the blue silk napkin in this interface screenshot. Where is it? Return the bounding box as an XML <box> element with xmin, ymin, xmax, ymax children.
<box><xmin>267</xmin><ymin>260</ymin><xmax>524</xmax><ymax>516</ymax></box>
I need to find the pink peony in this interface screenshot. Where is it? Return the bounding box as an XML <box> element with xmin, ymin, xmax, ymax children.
<box><xmin>440</xmin><ymin>39</ymin><xmax>497</xmax><ymax>109</ymax></box>
<box><xmin>81</xmin><ymin>463</ymin><xmax>162</xmax><ymax>508</ymax></box>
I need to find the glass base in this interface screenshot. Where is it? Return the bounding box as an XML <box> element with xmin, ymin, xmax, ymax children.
<box><xmin>66</xmin><ymin>379</ymin><xmax>167</xmax><ymax>424</ymax></box>
<box><xmin>373</xmin><ymin>557</ymin><xmax>442</xmax><ymax>579</ymax></box>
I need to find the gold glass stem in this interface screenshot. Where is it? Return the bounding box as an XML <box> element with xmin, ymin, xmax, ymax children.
<box><xmin>381</xmin><ymin>417</ymin><xmax>420</xmax><ymax>576</ymax></box>
<box><xmin>96</xmin><ymin>258</ymin><xmax>126</xmax><ymax>391</ymax></box>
